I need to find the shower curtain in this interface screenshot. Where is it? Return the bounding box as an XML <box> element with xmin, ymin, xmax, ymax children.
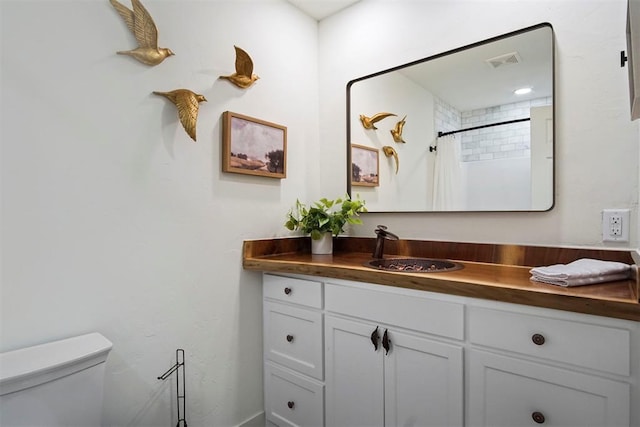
<box><xmin>432</xmin><ymin>134</ymin><xmax>463</xmax><ymax>210</ymax></box>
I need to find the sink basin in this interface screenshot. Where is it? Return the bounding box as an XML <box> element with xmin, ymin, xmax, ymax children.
<box><xmin>365</xmin><ymin>257</ymin><xmax>463</xmax><ymax>273</ymax></box>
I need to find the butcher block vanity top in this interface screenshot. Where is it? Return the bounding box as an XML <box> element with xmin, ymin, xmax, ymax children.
<box><xmin>243</xmin><ymin>237</ymin><xmax>640</xmax><ymax>321</ymax></box>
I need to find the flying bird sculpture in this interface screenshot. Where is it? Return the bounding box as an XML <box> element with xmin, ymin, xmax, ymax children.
<box><xmin>382</xmin><ymin>146</ymin><xmax>399</xmax><ymax>174</ymax></box>
<box><xmin>219</xmin><ymin>46</ymin><xmax>259</xmax><ymax>89</ymax></box>
<box><xmin>390</xmin><ymin>115</ymin><xmax>407</xmax><ymax>143</ymax></box>
<box><xmin>359</xmin><ymin>112</ymin><xmax>397</xmax><ymax>130</ymax></box>
<box><xmin>109</xmin><ymin>0</ymin><xmax>174</xmax><ymax>66</ymax></box>
<box><xmin>153</xmin><ymin>89</ymin><xmax>207</xmax><ymax>142</ymax></box>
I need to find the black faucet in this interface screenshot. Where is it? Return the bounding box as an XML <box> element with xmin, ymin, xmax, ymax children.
<box><xmin>373</xmin><ymin>225</ymin><xmax>399</xmax><ymax>259</ymax></box>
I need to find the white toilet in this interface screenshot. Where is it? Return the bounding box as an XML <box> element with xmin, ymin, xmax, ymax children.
<box><xmin>0</xmin><ymin>332</ymin><xmax>113</xmax><ymax>427</ymax></box>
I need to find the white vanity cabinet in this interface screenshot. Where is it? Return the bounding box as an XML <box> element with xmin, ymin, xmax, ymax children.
<box><xmin>325</xmin><ymin>315</ymin><xmax>463</xmax><ymax>427</ymax></box>
<box><xmin>261</xmin><ymin>273</ymin><xmax>639</xmax><ymax>427</ymax></box>
<box><xmin>466</xmin><ymin>305</ymin><xmax>636</xmax><ymax>427</ymax></box>
<box><xmin>262</xmin><ymin>274</ymin><xmax>324</xmax><ymax>427</ymax></box>
<box><xmin>324</xmin><ymin>281</ymin><xmax>465</xmax><ymax>427</ymax></box>
<box><xmin>467</xmin><ymin>350</ymin><xmax>629</xmax><ymax>427</ymax></box>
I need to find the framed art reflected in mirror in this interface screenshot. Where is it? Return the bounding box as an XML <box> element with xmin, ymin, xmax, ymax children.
<box><xmin>351</xmin><ymin>144</ymin><xmax>379</xmax><ymax>187</ymax></box>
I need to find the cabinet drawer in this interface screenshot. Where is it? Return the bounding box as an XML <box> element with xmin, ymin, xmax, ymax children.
<box><xmin>468</xmin><ymin>306</ymin><xmax>631</xmax><ymax>376</ymax></box>
<box><xmin>325</xmin><ymin>282</ymin><xmax>464</xmax><ymax>340</ymax></box>
<box><xmin>468</xmin><ymin>350</ymin><xmax>630</xmax><ymax>427</ymax></box>
<box><xmin>264</xmin><ymin>362</ymin><xmax>324</xmax><ymax>427</ymax></box>
<box><xmin>264</xmin><ymin>301</ymin><xmax>323</xmax><ymax>380</ymax></box>
<box><xmin>264</xmin><ymin>274</ymin><xmax>322</xmax><ymax>309</ymax></box>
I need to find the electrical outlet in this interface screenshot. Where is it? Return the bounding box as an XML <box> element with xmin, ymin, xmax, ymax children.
<box><xmin>602</xmin><ymin>209</ymin><xmax>630</xmax><ymax>242</ymax></box>
<box><xmin>610</xmin><ymin>214</ymin><xmax>622</xmax><ymax>236</ymax></box>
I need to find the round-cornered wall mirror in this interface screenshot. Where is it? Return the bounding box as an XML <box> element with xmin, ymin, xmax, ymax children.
<box><xmin>347</xmin><ymin>23</ymin><xmax>554</xmax><ymax>212</ymax></box>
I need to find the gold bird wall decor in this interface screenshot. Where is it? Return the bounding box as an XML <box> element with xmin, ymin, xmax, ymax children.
<box><xmin>153</xmin><ymin>89</ymin><xmax>207</xmax><ymax>142</ymax></box>
<box><xmin>390</xmin><ymin>115</ymin><xmax>407</xmax><ymax>143</ymax></box>
<box><xmin>109</xmin><ymin>0</ymin><xmax>174</xmax><ymax>66</ymax></box>
<box><xmin>359</xmin><ymin>112</ymin><xmax>397</xmax><ymax>130</ymax></box>
<box><xmin>219</xmin><ymin>46</ymin><xmax>259</xmax><ymax>89</ymax></box>
<box><xmin>382</xmin><ymin>146</ymin><xmax>399</xmax><ymax>174</ymax></box>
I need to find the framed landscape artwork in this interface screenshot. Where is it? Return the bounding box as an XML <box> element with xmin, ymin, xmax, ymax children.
<box><xmin>222</xmin><ymin>111</ymin><xmax>287</xmax><ymax>178</ymax></box>
<box><xmin>351</xmin><ymin>144</ymin><xmax>379</xmax><ymax>187</ymax></box>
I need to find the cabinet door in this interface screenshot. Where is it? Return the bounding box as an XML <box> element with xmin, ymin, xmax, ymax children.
<box><xmin>325</xmin><ymin>315</ymin><xmax>384</xmax><ymax>427</ymax></box>
<box><xmin>468</xmin><ymin>349</ymin><xmax>630</xmax><ymax>427</ymax></box>
<box><xmin>384</xmin><ymin>329</ymin><xmax>463</xmax><ymax>427</ymax></box>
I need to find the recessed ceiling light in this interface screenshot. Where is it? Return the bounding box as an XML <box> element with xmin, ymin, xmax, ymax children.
<box><xmin>514</xmin><ymin>87</ymin><xmax>532</xmax><ymax>95</ymax></box>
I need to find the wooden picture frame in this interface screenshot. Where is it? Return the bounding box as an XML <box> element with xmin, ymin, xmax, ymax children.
<box><xmin>222</xmin><ymin>111</ymin><xmax>287</xmax><ymax>178</ymax></box>
<box><xmin>351</xmin><ymin>144</ymin><xmax>379</xmax><ymax>187</ymax></box>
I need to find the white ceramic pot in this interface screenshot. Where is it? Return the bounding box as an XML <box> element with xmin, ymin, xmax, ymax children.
<box><xmin>311</xmin><ymin>232</ymin><xmax>333</xmax><ymax>255</ymax></box>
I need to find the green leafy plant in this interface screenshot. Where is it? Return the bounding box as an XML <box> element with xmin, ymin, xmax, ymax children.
<box><xmin>285</xmin><ymin>195</ymin><xmax>367</xmax><ymax>240</ymax></box>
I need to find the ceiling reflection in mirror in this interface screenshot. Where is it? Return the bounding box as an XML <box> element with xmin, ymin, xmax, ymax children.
<box><xmin>347</xmin><ymin>23</ymin><xmax>554</xmax><ymax>212</ymax></box>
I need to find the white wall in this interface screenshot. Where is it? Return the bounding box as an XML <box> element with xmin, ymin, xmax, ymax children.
<box><xmin>0</xmin><ymin>1</ymin><xmax>318</xmax><ymax>426</ymax></box>
<box><xmin>350</xmin><ymin>72</ymin><xmax>435</xmax><ymax>211</ymax></box>
<box><xmin>319</xmin><ymin>0</ymin><xmax>639</xmax><ymax>247</ymax></box>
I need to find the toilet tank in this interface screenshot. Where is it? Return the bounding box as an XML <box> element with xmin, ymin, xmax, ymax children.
<box><xmin>0</xmin><ymin>332</ymin><xmax>113</xmax><ymax>427</ymax></box>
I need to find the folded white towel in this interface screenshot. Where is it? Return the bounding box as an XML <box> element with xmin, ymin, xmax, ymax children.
<box><xmin>530</xmin><ymin>258</ymin><xmax>631</xmax><ymax>287</ymax></box>
<box><xmin>531</xmin><ymin>272</ymin><xmax>631</xmax><ymax>287</ymax></box>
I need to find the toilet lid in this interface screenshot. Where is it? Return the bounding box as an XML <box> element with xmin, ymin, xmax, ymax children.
<box><xmin>0</xmin><ymin>332</ymin><xmax>112</xmax><ymax>396</ymax></box>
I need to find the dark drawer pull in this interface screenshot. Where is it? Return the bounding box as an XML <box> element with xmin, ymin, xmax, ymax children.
<box><xmin>532</xmin><ymin>411</ymin><xmax>545</xmax><ymax>424</ymax></box>
<box><xmin>287</xmin><ymin>401</ymin><xmax>295</xmax><ymax>409</ymax></box>
<box><xmin>382</xmin><ymin>329</ymin><xmax>391</xmax><ymax>355</ymax></box>
<box><xmin>532</xmin><ymin>333</ymin><xmax>546</xmax><ymax>346</ymax></box>
<box><xmin>284</xmin><ymin>287</ymin><xmax>292</xmax><ymax>295</ymax></box>
<box><xmin>371</xmin><ymin>327</ymin><xmax>380</xmax><ymax>351</ymax></box>
<box><xmin>286</xmin><ymin>334</ymin><xmax>294</xmax><ymax>342</ymax></box>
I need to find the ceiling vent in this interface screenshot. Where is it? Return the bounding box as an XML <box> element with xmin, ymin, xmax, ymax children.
<box><xmin>485</xmin><ymin>52</ymin><xmax>522</xmax><ymax>68</ymax></box>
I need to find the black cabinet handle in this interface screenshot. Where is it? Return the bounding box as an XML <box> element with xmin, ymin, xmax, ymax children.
<box><xmin>286</xmin><ymin>334</ymin><xmax>294</xmax><ymax>343</ymax></box>
<box><xmin>532</xmin><ymin>333</ymin><xmax>546</xmax><ymax>346</ymax></box>
<box><xmin>287</xmin><ymin>401</ymin><xmax>295</xmax><ymax>409</ymax></box>
<box><xmin>382</xmin><ymin>329</ymin><xmax>391</xmax><ymax>355</ymax></box>
<box><xmin>371</xmin><ymin>327</ymin><xmax>380</xmax><ymax>351</ymax></box>
<box><xmin>284</xmin><ymin>287</ymin><xmax>292</xmax><ymax>295</ymax></box>
<box><xmin>532</xmin><ymin>411</ymin><xmax>545</xmax><ymax>424</ymax></box>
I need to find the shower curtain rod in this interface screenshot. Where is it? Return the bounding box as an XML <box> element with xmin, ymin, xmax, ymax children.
<box><xmin>437</xmin><ymin>117</ymin><xmax>530</xmax><ymax>138</ymax></box>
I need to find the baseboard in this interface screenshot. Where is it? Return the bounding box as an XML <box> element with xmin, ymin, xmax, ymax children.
<box><xmin>236</xmin><ymin>410</ymin><xmax>265</xmax><ymax>427</ymax></box>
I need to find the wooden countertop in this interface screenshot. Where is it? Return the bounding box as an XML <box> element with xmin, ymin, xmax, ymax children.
<box><xmin>243</xmin><ymin>237</ymin><xmax>640</xmax><ymax>322</ymax></box>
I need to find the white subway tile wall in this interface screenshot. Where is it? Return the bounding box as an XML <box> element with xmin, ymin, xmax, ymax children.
<box><xmin>434</xmin><ymin>97</ymin><xmax>462</xmax><ymax>135</ymax></box>
<box><xmin>434</xmin><ymin>97</ymin><xmax>552</xmax><ymax>162</ymax></box>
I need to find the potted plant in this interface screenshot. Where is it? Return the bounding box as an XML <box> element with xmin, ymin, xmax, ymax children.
<box><xmin>285</xmin><ymin>195</ymin><xmax>367</xmax><ymax>254</ymax></box>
